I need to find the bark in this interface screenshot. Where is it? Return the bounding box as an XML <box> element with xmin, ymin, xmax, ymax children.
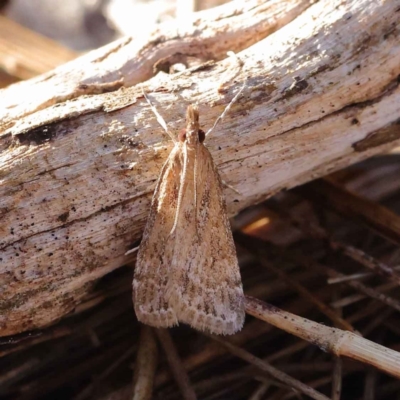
<box><xmin>0</xmin><ymin>0</ymin><xmax>399</xmax><ymax>336</ymax></box>
<box><xmin>0</xmin><ymin>0</ymin><xmax>313</xmax><ymax>126</ymax></box>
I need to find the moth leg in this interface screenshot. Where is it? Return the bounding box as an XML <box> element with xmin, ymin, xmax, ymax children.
<box><xmin>221</xmin><ymin>179</ymin><xmax>242</xmax><ymax>195</ymax></box>
<box><xmin>125</xmin><ymin>246</ymin><xmax>139</xmax><ymax>256</ymax></box>
<box><xmin>142</xmin><ymin>87</ymin><xmax>177</xmax><ymax>143</ymax></box>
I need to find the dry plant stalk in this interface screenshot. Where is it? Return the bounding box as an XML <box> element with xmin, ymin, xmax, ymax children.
<box><xmin>251</xmin><ymin>251</ymin><xmax>355</xmax><ymax>332</ymax></box>
<box><xmin>299</xmin><ymin>178</ymin><xmax>400</xmax><ymax>246</ymax></box>
<box><xmin>331</xmin><ymin>356</ymin><xmax>342</xmax><ymax>400</ymax></box>
<box><xmin>74</xmin><ymin>344</ymin><xmax>137</xmax><ymax>400</ymax></box>
<box><xmin>132</xmin><ymin>326</ymin><xmax>158</xmax><ymax>400</ymax></box>
<box><xmin>245</xmin><ymin>296</ymin><xmax>400</xmax><ymax>379</ymax></box>
<box><xmin>156</xmin><ymin>329</ymin><xmax>197</xmax><ymax>400</ymax></box>
<box><xmin>248</xmin><ymin>382</ymin><xmax>271</xmax><ymax>400</ymax></box>
<box><xmin>331</xmin><ymin>281</ymin><xmax>399</xmax><ymax>310</ymax></box>
<box><xmin>278</xmin><ymin>246</ymin><xmax>400</xmax><ymax>313</ymax></box>
<box><xmin>269</xmin><ymin>202</ymin><xmax>400</xmax><ymax>286</ymax></box>
<box><xmin>208</xmin><ymin>333</ymin><xmax>330</xmax><ymax>400</ymax></box>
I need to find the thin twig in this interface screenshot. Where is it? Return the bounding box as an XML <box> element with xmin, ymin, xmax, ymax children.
<box><xmin>361</xmin><ymin>308</ymin><xmax>394</xmax><ymax>337</ymax></box>
<box><xmin>296</xmin><ymin>178</ymin><xmax>400</xmax><ymax>246</ymax></box>
<box><xmin>328</xmin><ymin>265</ymin><xmax>400</xmax><ymax>284</ymax></box>
<box><xmin>245</xmin><ymin>296</ymin><xmax>400</xmax><ymax>378</ymax></box>
<box><xmin>155</xmin><ymin>283</ymin><xmax>348</xmax><ymax>387</ymax></box>
<box><xmin>298</xmin><ymin>255</ymin><xmax>400</xmax><ymax>313</ymax></box>
<box><xmin>191</xmin><ymin>371</ymin><xmax>251</xmax><ymax>398</ymax></box>
<box><xmin>331</xmin><ymin>290</ymin><xmax>343</xmax><ymax>400</ymax></box>
<box><xmin>0</xmin><ymin>359</ymin><xmax>40</xmax><ymax>390</ymax></box>
<box><xmin>156</xmin><ymin>329</ymin><xmax>197</xmax><ymax>400</ymax></box>
<box><xmin>155</xmin><ymin>318</ymin><xmax>276</xmax><ymax>386</ymax></box>
<box><xmin>333</xmin><ymin>243</ymin><xmax>400</xmax><ymax>286</ymax></box>
<box><xmin>282</xmin><ymin>375</ymin><xmax>334</xmax><ymax>399</ymax></box>
<box><xmin>132</xmin><ymin>325</ymin><xmax>158</xmax><ymax>400</ymax></box>
<box><xmin>206</xmin><ymin>333</ymin><xmax>330</xmax><ymax>400</ymax></box>
<box><xmin>248</xmin><ymin>381</ymin><xmax>271</xmax><ymax>400</ymax></box>
<box><xmin>236</xmin><ymin>232</ymin><xmax>356</xmax><ymax>332</ymax></box>
<box><xmin>74</xmin><ymin>345</ymin><xmax>137</xmax><ymax>400</ymax></box>
<box><xmin>331</xmin><ymin>363</ymin><xmax>345</xmax><ymax>400</ymax></box>
<box><xmin>363</xmin><ymin>368</ymin><xmax>377</xmax><ymax>400</ymax></box>
<box><xmin>268</xmin><ymin>203</ymin><xmax>400</xmax><ymax>286</ymax></box>
<box><xmin>331</xmin><ymin>282</ymin><xmax>398</xmax><ymax>309</ymax></box>
<box><xmin>347</xmin><ymin>300</ymin><xmax>386</xmax><ymax>325</ymax></box>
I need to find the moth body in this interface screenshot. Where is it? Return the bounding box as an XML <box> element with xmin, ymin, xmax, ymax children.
<box><xmin>133</xmin><ymin>103</ymin><xmax>245</xmax><ymax>335</ymax></box>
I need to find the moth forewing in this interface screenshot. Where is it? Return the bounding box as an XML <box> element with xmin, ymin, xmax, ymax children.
<box><xmin>133</xmin><ymin>103</ymin><xmax>245</xmax><ymax>335</ymax></box>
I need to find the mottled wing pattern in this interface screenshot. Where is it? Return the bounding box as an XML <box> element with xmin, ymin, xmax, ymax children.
<box><xmin>133</xmin><ymin>144</ymin><xmax>182</xmax><ymax>328</ymax></box>
<box><xmin>133</xmin><ymin>141</ymin><xmax>244</xmax><ymax>335</ymax></box>
<box><xmin>167</xmin><ymin>144</ymin><xmax>245</xmax><ymax>335</ymax></box>
<box><xmin>134</xmin><ymin>93</ymin><xmax>248</xmax><ymax>335</ymax></box>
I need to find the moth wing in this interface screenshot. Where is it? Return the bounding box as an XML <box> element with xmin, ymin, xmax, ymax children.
<box><xmin>133</xmin><ymin>145</ymin><xmax>181</xmax><ymax>328</ymax></box>
<box><xmin>167</xmin><ymin>144</ymin><xmax>245</xmax><ymax>335</ymax></box>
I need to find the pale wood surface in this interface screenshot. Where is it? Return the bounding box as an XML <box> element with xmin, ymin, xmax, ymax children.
<box><xmin>0</xmin><ymin>0</ymin><xmax>399</xmax><ymax>336</ymax></box>
<box><xmin>0</xmin><ymin>0</ymin><xmax>314</xmax><ymax>125</ymax></box>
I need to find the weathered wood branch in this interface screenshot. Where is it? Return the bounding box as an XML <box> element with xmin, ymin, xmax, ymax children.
<box><xmin>0</xmin><ymin>0</ymin><xmax>313</xmax><ymax>127</ymax></box>
<box><xmin>0</xmin><ymin>0</ymin><xmax>399</xmax><ymax>336</ymax></box>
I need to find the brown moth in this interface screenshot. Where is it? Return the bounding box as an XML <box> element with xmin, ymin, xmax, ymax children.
<box><xmin>133</xmin><ymin>87</ymin><xmax>245</xmax><ymax>335</ymax></box>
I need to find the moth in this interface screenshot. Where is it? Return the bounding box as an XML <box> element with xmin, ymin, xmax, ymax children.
<box><xmin>133</xmin><ymin>86</ymin><xmax>245</xmax><ymax>335</ymax></box>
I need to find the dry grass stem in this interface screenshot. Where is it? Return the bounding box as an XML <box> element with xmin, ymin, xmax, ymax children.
<box><xmin>330</xmin><ymin>281</ymin><xmax>399</xmax><ymax>309</ymax></box>
<box><xmin>334</xmin><ymin>244</ymin><xmax>400</xmax><ymax>286</ymax></box>
<box><xmin>298</xmin><ymin>178</ymin><xmax>400</xmax><ymax>246</ymax></box>
<box><xmin>269</xmin><ymin>203</ymin><xmax>400</xmax><ymax>286</ymax></box>
<box><xmin>207</xmin><ymin>333</ymin><xmax>330</xmax><ymax>400</ymax></box>
<box><xmin>245</xmin><ymin>296</ymin><xmax>400</xmax><ymax>378</ymax></box>
<box><xmin>331</xmin><ymin>357</ymin><xmax>342</xmax><ymax>400</ymax></box>
<box><xmin>248</xmin><ymin>382</ymin><xmax>271</xmax><ymax>400</ymax></box>
<box><xmin>327</xmin><ymin>267</ymin><xmax>400</xmax><ymax>284</ymax></box>
<box><xmin>132</xmin><ymin>326</ymin><xmax>158</xmax><ymax>400</ymax></box>
<box><xmin>363</xmin><ymin>368</ymin><xmax>378</xmax><ymax>400</ymax></box>
<box><xmin>73</xmin><ymin>345</ymin><xmax>137</xmax><ymax>400</ymax></box>
<box><xmin>237</xmin><ymin>233</ymin><xmax>356</xmax><ymax>332</ymax></box>
<box><xmin>156</xmin><ymin>329</ymin><xmax>197</xmax><ymax>400</ymax></box>
<box><xmin>298</xmin><ymin>255</ymin><xmax>400</xmax><ymax>313</ymax></box>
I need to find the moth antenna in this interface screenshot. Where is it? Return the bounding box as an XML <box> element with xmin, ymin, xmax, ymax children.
<box><xmin>142</xmin><ymin>87</ymin><xmax>177</xmax><ymax>143</ymax></box>
<box><xmin>170</xmin><ymin>142</ymin><xmax>188</xmax><ymax>235</ymax></box>
<box><xmin>205</xmin><ymin>81</ymin><xmax>246</xmax><ymax>137</ymax></box>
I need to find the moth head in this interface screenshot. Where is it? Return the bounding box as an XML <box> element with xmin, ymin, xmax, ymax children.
<box><xmin>183</xmin><ymin>104</ymin><xmax>205</xmax><ymax>145</ymax></box>
<box><xmin>179</xmin><ymin>128</ymin><xmax>205</xmax><ymax>143</ymax></box>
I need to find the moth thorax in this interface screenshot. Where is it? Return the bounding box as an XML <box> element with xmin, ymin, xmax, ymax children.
<box><xmin>179</xmin><ymin>128</ymin><xmax>205</xmax><ymax>144</ymax></box>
